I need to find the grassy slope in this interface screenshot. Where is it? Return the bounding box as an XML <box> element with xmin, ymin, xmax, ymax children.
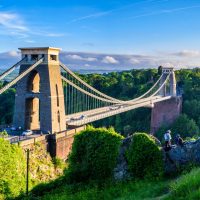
<box><xmin>166</xmin><ymin>168</ymin><xmax>200</xmax><ymax>200</ymax></box>
<box><xmin>24</xmin><ymin>179</ymin><xmax>169</xmax><ymax>200</ymax></box>
<box><xmin>24</xmin><ymin>167</ymin><xmax>200</xmax><ymax>200</ymax></box>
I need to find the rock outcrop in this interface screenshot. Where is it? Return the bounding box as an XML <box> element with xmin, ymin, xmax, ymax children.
<box><xmin>165</xmin><ymin>139</ymin><xmax>200</xmax><ymax>173</ymax></box>
<box><xmin>114</xmin><ymin>135</ymin><xmax>200</xmax><ymax>180</ymax></box>
<box><xmin>114</xmin><ymin>136</ymin><xmax>131</xmax><ymax>180</ymax></box>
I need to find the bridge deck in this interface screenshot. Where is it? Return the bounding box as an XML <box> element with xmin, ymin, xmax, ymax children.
<box><xmin>66</xmin><ymin>96</ymin><xmax>172</xmax><ymax>126</ymax></box>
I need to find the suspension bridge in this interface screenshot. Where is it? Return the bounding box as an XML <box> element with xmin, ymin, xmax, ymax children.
<box><xmin>0</xmin><ymin>47</ymin><xmax>178</xmax><ymax>134</ymax></box>
<box><xmin>0</xmin><ymin>47</ymin><xmax>182</xmax><ymax>159</ymax></box>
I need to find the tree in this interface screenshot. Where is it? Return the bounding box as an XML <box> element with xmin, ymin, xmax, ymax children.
<box><xmin>171</xmin><ymin>114</ymin><xmax>199</xmax><ymax>138</ymax></box>
<box><xmin>183</xmin><ymin>100</ymin><xmax>200</xmax><ymax>123</ymax></box>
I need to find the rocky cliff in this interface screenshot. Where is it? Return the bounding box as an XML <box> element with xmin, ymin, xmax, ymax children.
<box><xmin>114</xmin><ymin>136</ymin><xmax>200</xmax><ymax>180</ymax></box>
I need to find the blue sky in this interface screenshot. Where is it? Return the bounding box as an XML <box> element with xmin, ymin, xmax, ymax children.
<box><xmin>1</xmin><ymin>0</ymin><xmax>200</xmax><ymax>70</ymax></box>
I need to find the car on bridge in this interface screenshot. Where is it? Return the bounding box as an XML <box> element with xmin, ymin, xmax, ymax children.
<box><xmin>22</xmin><ymin>130</ymin><xmax>33</xmax><ymax>136</ymax></box>
<box><xmin>109</xmin><ymin>105</ymin><xmax>123</xmax><ymax>110</ymax></box>
<box><xmin>70</xmin><ymin>115</ymin><xmax>86</xmax><ymax>121</ymax></box>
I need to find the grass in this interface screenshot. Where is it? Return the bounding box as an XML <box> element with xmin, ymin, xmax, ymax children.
<box><xmin>20</xmin><ymin>167</ymin><xmax>200</xmax><ymax>200</ymax></box>
<box><xmin>21</xmin><ymin>179</ymin><xmax>170</xmax><ymax>200</ymax></box>
<box><xmin>18</xmin><ymin>165</ymin><xmax>200</xmax><ymax>200</ymax></box>
<box><xmin>166</xmin><ymin>167</ymin><xmax>200</xmax><ymax>200</ymax></box>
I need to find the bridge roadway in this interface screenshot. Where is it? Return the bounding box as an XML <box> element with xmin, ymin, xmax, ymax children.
<box><xmin>66</xmin><ymin>95</ymin><xmax>172</xmax><ymax>126</ymax></box>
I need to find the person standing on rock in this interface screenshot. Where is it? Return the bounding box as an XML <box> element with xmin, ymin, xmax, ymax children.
<box><xmin>175</xmin><ymin>134</ymin><xmax>184</xmax><ymax>147</ymax></box>
<box><xmin>164</xmin><ymin>130</ymin><xmax>172</xmax><ymax>151</ymax></box>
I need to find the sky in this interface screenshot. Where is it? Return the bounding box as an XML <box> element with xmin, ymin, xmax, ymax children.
<box><xmin>1</xmin><ymin>0</ymin><xmax>200</xmax><ymax>70</ymax></box>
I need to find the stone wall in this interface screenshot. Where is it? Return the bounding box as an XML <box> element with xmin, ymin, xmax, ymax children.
<box><xmin>18</xmin><ymin>126</ymin><xmax>85</xmax><ymax>160</ymax></box>
<box><xmin>151</xmin><ymin>97</ymin><xmax>182</xmax><ymax>134</ymax></box>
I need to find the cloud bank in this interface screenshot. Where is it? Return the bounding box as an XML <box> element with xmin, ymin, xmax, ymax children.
<box><xmin>0</xmin><ymin>49</ymin><xmax>200</xmax><ymax>71</ymax></box>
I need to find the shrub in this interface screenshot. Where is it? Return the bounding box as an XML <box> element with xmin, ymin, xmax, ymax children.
<box><xmin>52</xmin><ymin>157</ymin><xmax>66</xmax><ymax>169</ymax></box>
<box><xmin>0</xmin><ymin>130</ymin><xmax>8</xmax><ymax>137</ymax></box>
<box><xmin>0</xmin><ymin>138</ymin><xmax>26</xmax><ymax>199</ymax></box>
<box><xmin>171</xmin><ymin>114</ymin><xmax>199</xmax><ymax>138</ymax></box>
<box><xmin>66</xmin><ymin>126</ymin><xmax>123</xmax><ymax>183</ymax></box>
<box><xmin>126</xmin><ymin>133</ymin><xmax>163</xmax><ymax>180</ymax></box>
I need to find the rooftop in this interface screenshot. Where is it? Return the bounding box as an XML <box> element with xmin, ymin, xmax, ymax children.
<box><xmin>19</xmin><ymin>47</ymin><xmax>61</xmax><ymax>51</ymax></box>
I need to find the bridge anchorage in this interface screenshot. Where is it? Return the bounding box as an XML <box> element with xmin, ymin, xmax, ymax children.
<box><xmin>0</xmin><ymin>47</ymin><xmax>181</xmax><ymax>136</ymax></box>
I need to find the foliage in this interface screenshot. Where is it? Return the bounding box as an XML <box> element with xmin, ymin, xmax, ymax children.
<box><xmin>0</xmin><ymin>139</ymin><xmax>66</xmax><ymax>199</ymax></box>
<box><xmin>126</xmin><ymin>133</ymin><xmax>163</xmax><ymax>179</ymax></box>
<box><xmin>0</xmin><ymin>138</ymin><xmax>26</xmax><ymax>199</ymax></box>
<box><xmin>171</xmin><ymin>114</ymin><xmax>199</xmax><ymax>138</ymax></box>
<box><xmin>156</xmin><ymin>114</ymin><xmax>199</xmax><ymax>141</ymax></box>
<box><xmin>0</xmin><ymin>130</ymin><xmax>8</xmax><ymax>137</ymax></box>
<box><xmin>0</xmin><ymin>88</ymin><xmax>15</xmax><ymax>125</ymax></box>
<box><xmin>66</xmin><ymin>126</ymin><xmax>123</xmax><ymax>183</ymax></box>
<box><xmin>167</xmin><ymin>167</ymin><xmax>200</xmax><ymax>200</ymax></box>
<box><xmin>29</xmin><ymin>142</ymin><xmax>65</xmax><ymax>188</ymax></box>
<box><xmin>52</xmin><ymin>157</ymin><xmax>66</xmax><ymax>170</ymax></box>
<box><xmin>183</xmin><ymin>100</ymin><xmax>200</xmax><ymax>123</ymax></box>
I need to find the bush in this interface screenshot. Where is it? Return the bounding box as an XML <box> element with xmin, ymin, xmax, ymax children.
<box><xmin>52</xmin><ymin>157</ymin><xmax>66</xmax><ymax>169</ymax></box>
<box><xmin>66</xmin><ymin>126</ymin><xmax>123</xmax><ymax>183</ymax></box>
<box><xmin>0</xmin><ymin>130</ymin><xmax>8</xmax><ymax>137</ymax></box>
<box><xmin>0</xmin><ymin>138</ymin><xmax>26</xmax><ymax>199</ymax></box>
<box><xmin>126</xmin><ymin>133</ymin><xmax>163</xmax><ymax>179</ymax></box>
<box><xmin>171</xmin><ymin>114</ymin><xmax>199</xmax><ymax>138</ymax></box>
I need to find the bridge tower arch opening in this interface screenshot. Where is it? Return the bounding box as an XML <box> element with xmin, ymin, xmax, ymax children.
<box><xmin>25</xmin><ymin>97</ymin><xmax>40</xmax><ymax>130</ymax></box>
<box><xmin>13</xmin><ymin>47</ymin><xmax>66</xmax><ymax>133</ymax></box>
<box><xmin>27</xmin><ymin>70</ymin><xmax>40</xmax><ymax>93</ymax></box>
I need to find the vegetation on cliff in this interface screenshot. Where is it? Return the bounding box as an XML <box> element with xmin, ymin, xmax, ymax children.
<box><xmin>67</xmin><ymin>126</ymin><xmax>123</xmax><ymax>183</ymax></box>
<box><xmin>126</xmin><ymin>133</ymin><xmax>163</xmax><ymax>179</ymax></box>
<box><xmin>0</xmin><ymin>138</ymin><xmax>25</xmax><ymax>199</ymax></box>
<box><xmin>0</xmin><ymin>138</ymin><xmax>65</xmax><ymax>199</ymax></box>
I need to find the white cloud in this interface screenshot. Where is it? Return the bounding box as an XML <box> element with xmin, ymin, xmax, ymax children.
<box><xmin>0</xmin><ymin>51</ymin><xmax>20</xmax><ymax>68</ymax></box>
<box><xmin>2</xmin><ymin>49</ymin><xmax>200</xmax><ymax>71</ymax></box>
<box><xmin>172</xmin><ymin>50</ymin><xmax>200</xmax><ymax>57</ymax></box>
<box><xmin>129</xmin><ymin>58</ymin><xmax>140</xmax><ymax>64</ymax></box>
<box><xmin>0</xmin><ymin>11</ymin><xmax>65</xmax><ymax>40</ymax></box>
<box><xmin>102</xmin><ymin>56</ymin><xmax>119</xmax><ymax>64</ymax></box>
<box><xmin>8</xmin><ymin>51</ymin><xmax>19</xmax><ymax>57</ymax></box>
<box><xmin>0</xmin><ymin>51</ymin><xmax>19</xmax><ymax>59</ymax></box>
<box><xmin>67</xmin><ymin>54</ymin><xmax>97</xmax><ymax>62</ymax></box>
<box><xmin>44</xmin><ymin>33</ymin><xmax>65</xmax><ymax>37</ymax></box>
<box><xmin>25</xmin><ymin>40</ymin><xmax>35</xmax><ymax>43</ymax></box>
<box><xmin>0</xmin><ymin>12</ymin><xmax>28</xmax><ymax>31</ymax></box>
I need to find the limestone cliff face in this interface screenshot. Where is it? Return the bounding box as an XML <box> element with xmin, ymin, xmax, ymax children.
<box><xmin>114</xmin><ymin>136</ymin><xmax>200</xmax><ymax>180</ymax></box>
<box><xmin>165</xmin><ymin>139</ymin><xmax>200</xmax><ymax>173</ymax></box>
<box><xmin>28</xmin><ymin>142</ymin><xmax>65</xmax><ymax>188</ymax></box>
<box><xmin>114</xmin><ymin>136</ymin><xmax>132</xmax><ymax>180</ymax></box>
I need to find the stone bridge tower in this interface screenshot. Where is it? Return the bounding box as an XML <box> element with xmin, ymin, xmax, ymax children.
<box><xmin>159</xmin><ymin>66</ymin><xmax>177</xmax><ymax>97</ymax></box>
<box><xmin>151</xmin><ymin>66</ymin><xmax>182</xmax><ymax>134</ymax></box>
<box><xmin>13</xmin><ymin>47</ymin><xmax>66</xmax><ymax>133</ymax></box>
